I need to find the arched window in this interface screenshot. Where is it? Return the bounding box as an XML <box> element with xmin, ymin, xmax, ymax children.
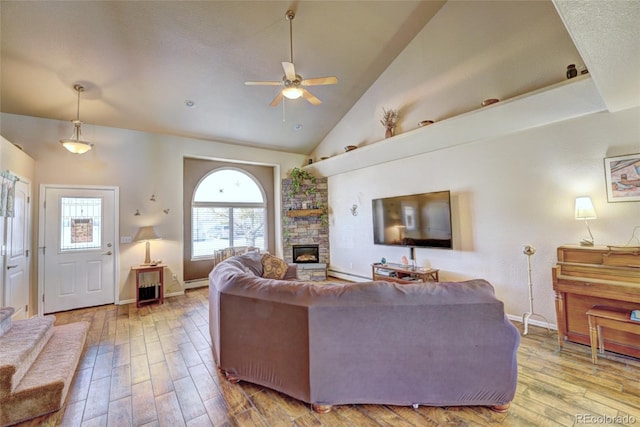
<box><xmin>191</xmin><ymin>168</ymin><xmax>266</xmax><ymax>258</ymax></box>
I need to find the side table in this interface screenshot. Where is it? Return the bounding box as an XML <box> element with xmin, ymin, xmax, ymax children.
<box><xmin>371</xmin><ymin>263</ymin><xmax>439</xmax><ymax>284</ymax></box>
<box><xmin>132</xmin><ymin>264</ymin><xmax>166</xmax><ymax>308</ymax></box>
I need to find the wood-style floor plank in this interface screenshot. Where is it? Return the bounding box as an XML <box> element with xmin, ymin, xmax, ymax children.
<box><xmin>12</xmin><ymin>286</ymin><xmax>640</xmax><ymax>426</ymax></box>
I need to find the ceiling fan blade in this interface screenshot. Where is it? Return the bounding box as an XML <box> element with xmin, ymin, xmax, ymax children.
<box><xmin>282</xmin><ymin>62</ymin><xmax>297</xmax><ymax>81</ymax></box>
<box><xmin>269</xmin><ymin>92</ymin><xmax>284</xmax><ymax>107</ymax></box>
<box><xmin>245</xmin><ymin>81</ymin><xmax>282</xmax><ymax>86</ymax></box>
<box><xmin>301</xmin><ymin>88</ymin><xmax>322</xmax><ymax>106</ymax></box>
<box><xmin>301</xmin><ymin>76</ymin><xmax>338</xmax><ymax>86</ymax></box>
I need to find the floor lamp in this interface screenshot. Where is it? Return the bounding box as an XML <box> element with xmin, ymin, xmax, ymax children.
<box><xmin>521</xmin><ymin>244</ymin><xmax>551</xmax><ymax>335</ymax></box>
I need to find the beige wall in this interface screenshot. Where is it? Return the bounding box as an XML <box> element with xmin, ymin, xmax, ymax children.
<box><xmin>0</xmin><ymin>114</ymin><xmax>306</xmax><ymax>310</ymax></box>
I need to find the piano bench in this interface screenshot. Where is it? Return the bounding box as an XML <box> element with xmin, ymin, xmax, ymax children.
<box><xmin>586</xmin><ymin>305</ymin><xmax>640</xmax><ymax>365</ymax></box>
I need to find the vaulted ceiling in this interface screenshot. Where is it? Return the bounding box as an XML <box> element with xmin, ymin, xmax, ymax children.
<box><xmin>1</xmin><ymin>1</ymin><xmax>638</xmax><ymax>155</ymax></box>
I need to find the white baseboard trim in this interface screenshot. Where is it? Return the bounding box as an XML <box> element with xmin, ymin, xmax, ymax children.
<box><xmin>166</xmin><ymin>290</ymin><xmax>185</xmax><ymax>298</ymax></box>
<box><xmin>328</xmin><ymin>269</ymin><xmax>371</xmax><ymax>283</ymax></box>
<box><xmin>506</xmin><ymin>313</ymin><xmax>557</xmax><ymax>330</ymax></box>
<box><xmin>185</xmin><ymin>279</ymin><xmax>208</xmax><ymax>289</ymax></box>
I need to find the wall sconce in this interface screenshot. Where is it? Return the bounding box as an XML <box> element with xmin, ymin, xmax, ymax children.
<box><xmin>350</xmin><ymin>204</ymin><xmax>358</xmax><ymax>216</ymax></box>
<box><xmin>134</xmin><ymin>226</ymin><xmax>161</xmax><ymax>264</ymax></box>
<box><xmin>575</xmin><ymin>196</ymin><xmax>596</xmax><ymax>246</ymax></box>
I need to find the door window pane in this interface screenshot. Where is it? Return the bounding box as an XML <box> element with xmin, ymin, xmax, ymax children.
<box><xmin>60</xmin><ymin>197</ymin><xmax>102</xmax><ymax>251</ymax></box>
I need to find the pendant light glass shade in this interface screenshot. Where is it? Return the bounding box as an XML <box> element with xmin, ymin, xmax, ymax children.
<box><xmin>60</xmin><ymin>84</ymin><xmax>93</xmax><ymax>154</ymax></box>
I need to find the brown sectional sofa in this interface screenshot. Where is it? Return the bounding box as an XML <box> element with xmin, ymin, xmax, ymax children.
<box><xmin>208</xmin><ymin>252</ymin><xmax>520</xmax><ymax>413</ymax></box>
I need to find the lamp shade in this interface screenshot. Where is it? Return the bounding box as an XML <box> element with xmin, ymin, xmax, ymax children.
<box><xmin>575</xmin><ymin>196</ymin><xmax>596</xmax><ymax>220</ymax></box>
<box><xmin>134</xmin><ymin>226</ymin><xmax>160</xmax><ymax>242</ymax></box>
<box><xmin>60</xmin><ymin>122</ymin><xmax>93</xmax><ymax>154</ymax></box>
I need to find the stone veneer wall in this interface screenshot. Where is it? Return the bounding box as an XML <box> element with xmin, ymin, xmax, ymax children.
<box><xmin>282</xmin><ymin>177</ymin><xmax>329</xmax><ymax>264</ymax></box>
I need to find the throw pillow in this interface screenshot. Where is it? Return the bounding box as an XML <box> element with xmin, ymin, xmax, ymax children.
<box><xmin>237</xmin><ymin>250</ymin><xmax>263</xmax><ymax>276</ymax></box>
<box><xmin>261</xmin><ymin>253</ymin><xmax>288</xmax><ymax>279</ymax></box>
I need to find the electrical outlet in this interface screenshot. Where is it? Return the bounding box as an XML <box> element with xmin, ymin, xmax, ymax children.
<box><xmin>120</xmin><ymin>236</ymin><xmax>132</xmax><ymax>244</ymax></box>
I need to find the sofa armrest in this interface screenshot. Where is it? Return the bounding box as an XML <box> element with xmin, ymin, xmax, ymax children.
<box><xmin>283</xmin><ymin>263</ymin><xmax>298</xmax><ymax>280</ymax></box>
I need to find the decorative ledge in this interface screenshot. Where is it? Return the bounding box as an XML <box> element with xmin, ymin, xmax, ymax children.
<box><xmin>304</xmin><ymin>76</ymin><xmax>606</xmax><ymax>177</ymax></box>
<box><xmin>285</xmin><ymin>209</ymin><xmax>324</xmax><ymax>218</ymax></box>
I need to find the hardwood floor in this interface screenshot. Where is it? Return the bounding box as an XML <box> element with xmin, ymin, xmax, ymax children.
<box><xmin>15</xmin><ymin>287</ymin><xmax>640</xmax><ymax>427</ymax></box>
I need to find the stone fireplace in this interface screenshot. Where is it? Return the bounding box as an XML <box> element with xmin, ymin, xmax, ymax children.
<box><xmin>282</xmin><ymin>176</ymin><xmax>329</xmax><ymax>281</ymax></box>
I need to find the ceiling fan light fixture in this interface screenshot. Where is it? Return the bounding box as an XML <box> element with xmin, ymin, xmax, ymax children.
<box><xmin>282</xmin><ymin>86</ymin><xmax>303</xmax><ymax>100</ymax></box>
<box><xmin>244</xmin><ymin>9</ymin><xmax>337</xmax><ymax>107</ymax></box>
<box><xmin>60</xmin><ymin>84</ymin><xmax>93</xmax><ymax>154</ymax></box>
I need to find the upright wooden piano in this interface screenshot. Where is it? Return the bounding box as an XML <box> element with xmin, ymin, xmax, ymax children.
<box><xmin>552</xmin><ymin>245</ymin><xmax>640</xmax><ymax>358</ymax></box>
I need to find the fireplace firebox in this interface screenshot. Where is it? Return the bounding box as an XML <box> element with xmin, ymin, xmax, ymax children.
<box><xmin>292</xmin><ymin>244</ymin><xmax>319</xmax><ymax>264</ymax></box>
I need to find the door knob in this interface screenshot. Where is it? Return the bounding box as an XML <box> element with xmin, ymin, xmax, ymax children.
<box><xmin>104</xmin><ymin>251</ymin><xmax>113</xmax><ymax>256</ymax></box>
<box><xmin>6</xmin><ymin>264</ymin><xmax>18</xmax><ymax>269</ymax></box>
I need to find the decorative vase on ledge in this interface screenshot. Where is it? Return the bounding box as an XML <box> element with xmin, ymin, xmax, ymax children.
<box><xmin>380</xmin><ymin>107</ymin><xmax>399</xmax><ymax>139</ymax></box>
<box><xmin>385</xmin><ymin>127</ymin><xmax>394</xmax><ymax>139</ymax></box>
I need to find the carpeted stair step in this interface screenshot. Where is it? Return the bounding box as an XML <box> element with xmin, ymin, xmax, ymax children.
<box><xmin>0</xmin><ymin>308</ymin><xmax>14</xmax><ymax>337</ymax></box>
<box><xmin>0</xmin><ymin>321</ymin><xmax>89</xmax><ymax>426</ymax></box>
<box><xmin>0</xmin><ymin>315</ymin><xmax>54</xmax><ymax>399</ymax></box>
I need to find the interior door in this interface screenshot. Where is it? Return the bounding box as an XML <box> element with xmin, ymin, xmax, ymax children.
<box><xmin>4</xmin><ymin>179</ymin><xmax>30</xmax><ymax>320</ymax></box>
<box><xmin>41</xmin><ymin>186</ymin><xmax>118</xmax><ymax>313</ymax></box>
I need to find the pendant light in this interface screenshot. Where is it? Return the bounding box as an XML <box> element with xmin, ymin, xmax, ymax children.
<box><xmin>60</xmin><ymin>84</ymin><xmax>93</xmax><ymax>154</ymax></box>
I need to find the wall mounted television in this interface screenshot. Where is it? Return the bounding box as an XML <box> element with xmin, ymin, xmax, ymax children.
<box><xmin>372</xmin><ymin>190</ymin><xmax>453</xmax><ymax>249</ymax></box>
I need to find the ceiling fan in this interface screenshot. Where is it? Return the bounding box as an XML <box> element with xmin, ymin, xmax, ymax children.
<box><xmin>245</xmin><ymin>10</ymin><xmax>338</xmax><ymax>106</ymax></box>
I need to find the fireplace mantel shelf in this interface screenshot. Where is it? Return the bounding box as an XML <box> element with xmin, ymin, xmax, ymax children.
<box><xmin>285</xmin><ymin>209</ymin><xmax>323</xmax><ymax>218</ymax></box>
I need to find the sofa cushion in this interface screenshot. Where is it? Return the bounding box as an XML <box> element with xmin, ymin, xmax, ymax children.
<box><xmin>236</xmin><ymin>250</ymin><xmax>264</xmax><ymax>276</ymax></box>
<box><xmin>261</xmin><ymin>254</ymin><xmax>288</xmax><ymax>279</ymax></box>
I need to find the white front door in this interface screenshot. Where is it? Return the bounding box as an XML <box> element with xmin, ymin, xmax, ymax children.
<box><xmin>4</xmin><ymin>179</ymin><xmax>30</xmax><ymax>320</ymax></box>
<box><xmin>41</xmin><ymin>186</ymin><xmax>118</xmax><ymax>314</ymax></box>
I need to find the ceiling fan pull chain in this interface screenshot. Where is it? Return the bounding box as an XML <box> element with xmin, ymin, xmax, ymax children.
<box><xmin>282</xmin><ymin>98</ymin><xmax>286</xmax><ymax>122</ymax></box>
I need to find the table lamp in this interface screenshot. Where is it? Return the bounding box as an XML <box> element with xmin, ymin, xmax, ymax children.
<box><xmin>134</xmin><ymin>226</ymin><xmax>160</xmax><ymax>264</ymax></box>
<box><xmin>575</xmin><ymin>196</ymin><xmax>596</xmax><ymax>246</ymax></box>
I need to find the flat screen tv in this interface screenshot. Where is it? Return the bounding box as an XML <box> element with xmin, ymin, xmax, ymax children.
<box><xmin>372</xmin><ymin>190</ymin><xmax>452</xmax><ymax>249</ymax></box>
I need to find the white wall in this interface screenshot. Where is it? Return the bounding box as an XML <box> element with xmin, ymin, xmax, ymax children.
<box><xmin>1</xmin><ymin>136</ymin><xmax>35</xmax><ymax>181</ymax></box>
<box><xmin>309</xmin><ymin>0</ymin><xmax>640</xmax><ymax>327</ymax></box>
<box><xmin>327</xmin><ymin>106</ymin><xmax>640</xmax><ymax>325</ymax></box>
<box><xmin>0</xmin><ymin>136</ymin><xmax>36</xmax><ymax>313</ymax></box>
<box><xmin>310</xmin><ymin>0</ymin><xmax>584</xmax><ymax>160</ymax></box>
<box><xmin>0</xmin><ymin>113</ymin><xmax>306</xmax><ymax>310</ymax></box>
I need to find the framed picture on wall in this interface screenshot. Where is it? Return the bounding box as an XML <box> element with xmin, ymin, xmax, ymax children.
<box><xmin>604</xmin><ymin>153</ymin><xmax>640</xmax><ymax>202</ymax></box>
